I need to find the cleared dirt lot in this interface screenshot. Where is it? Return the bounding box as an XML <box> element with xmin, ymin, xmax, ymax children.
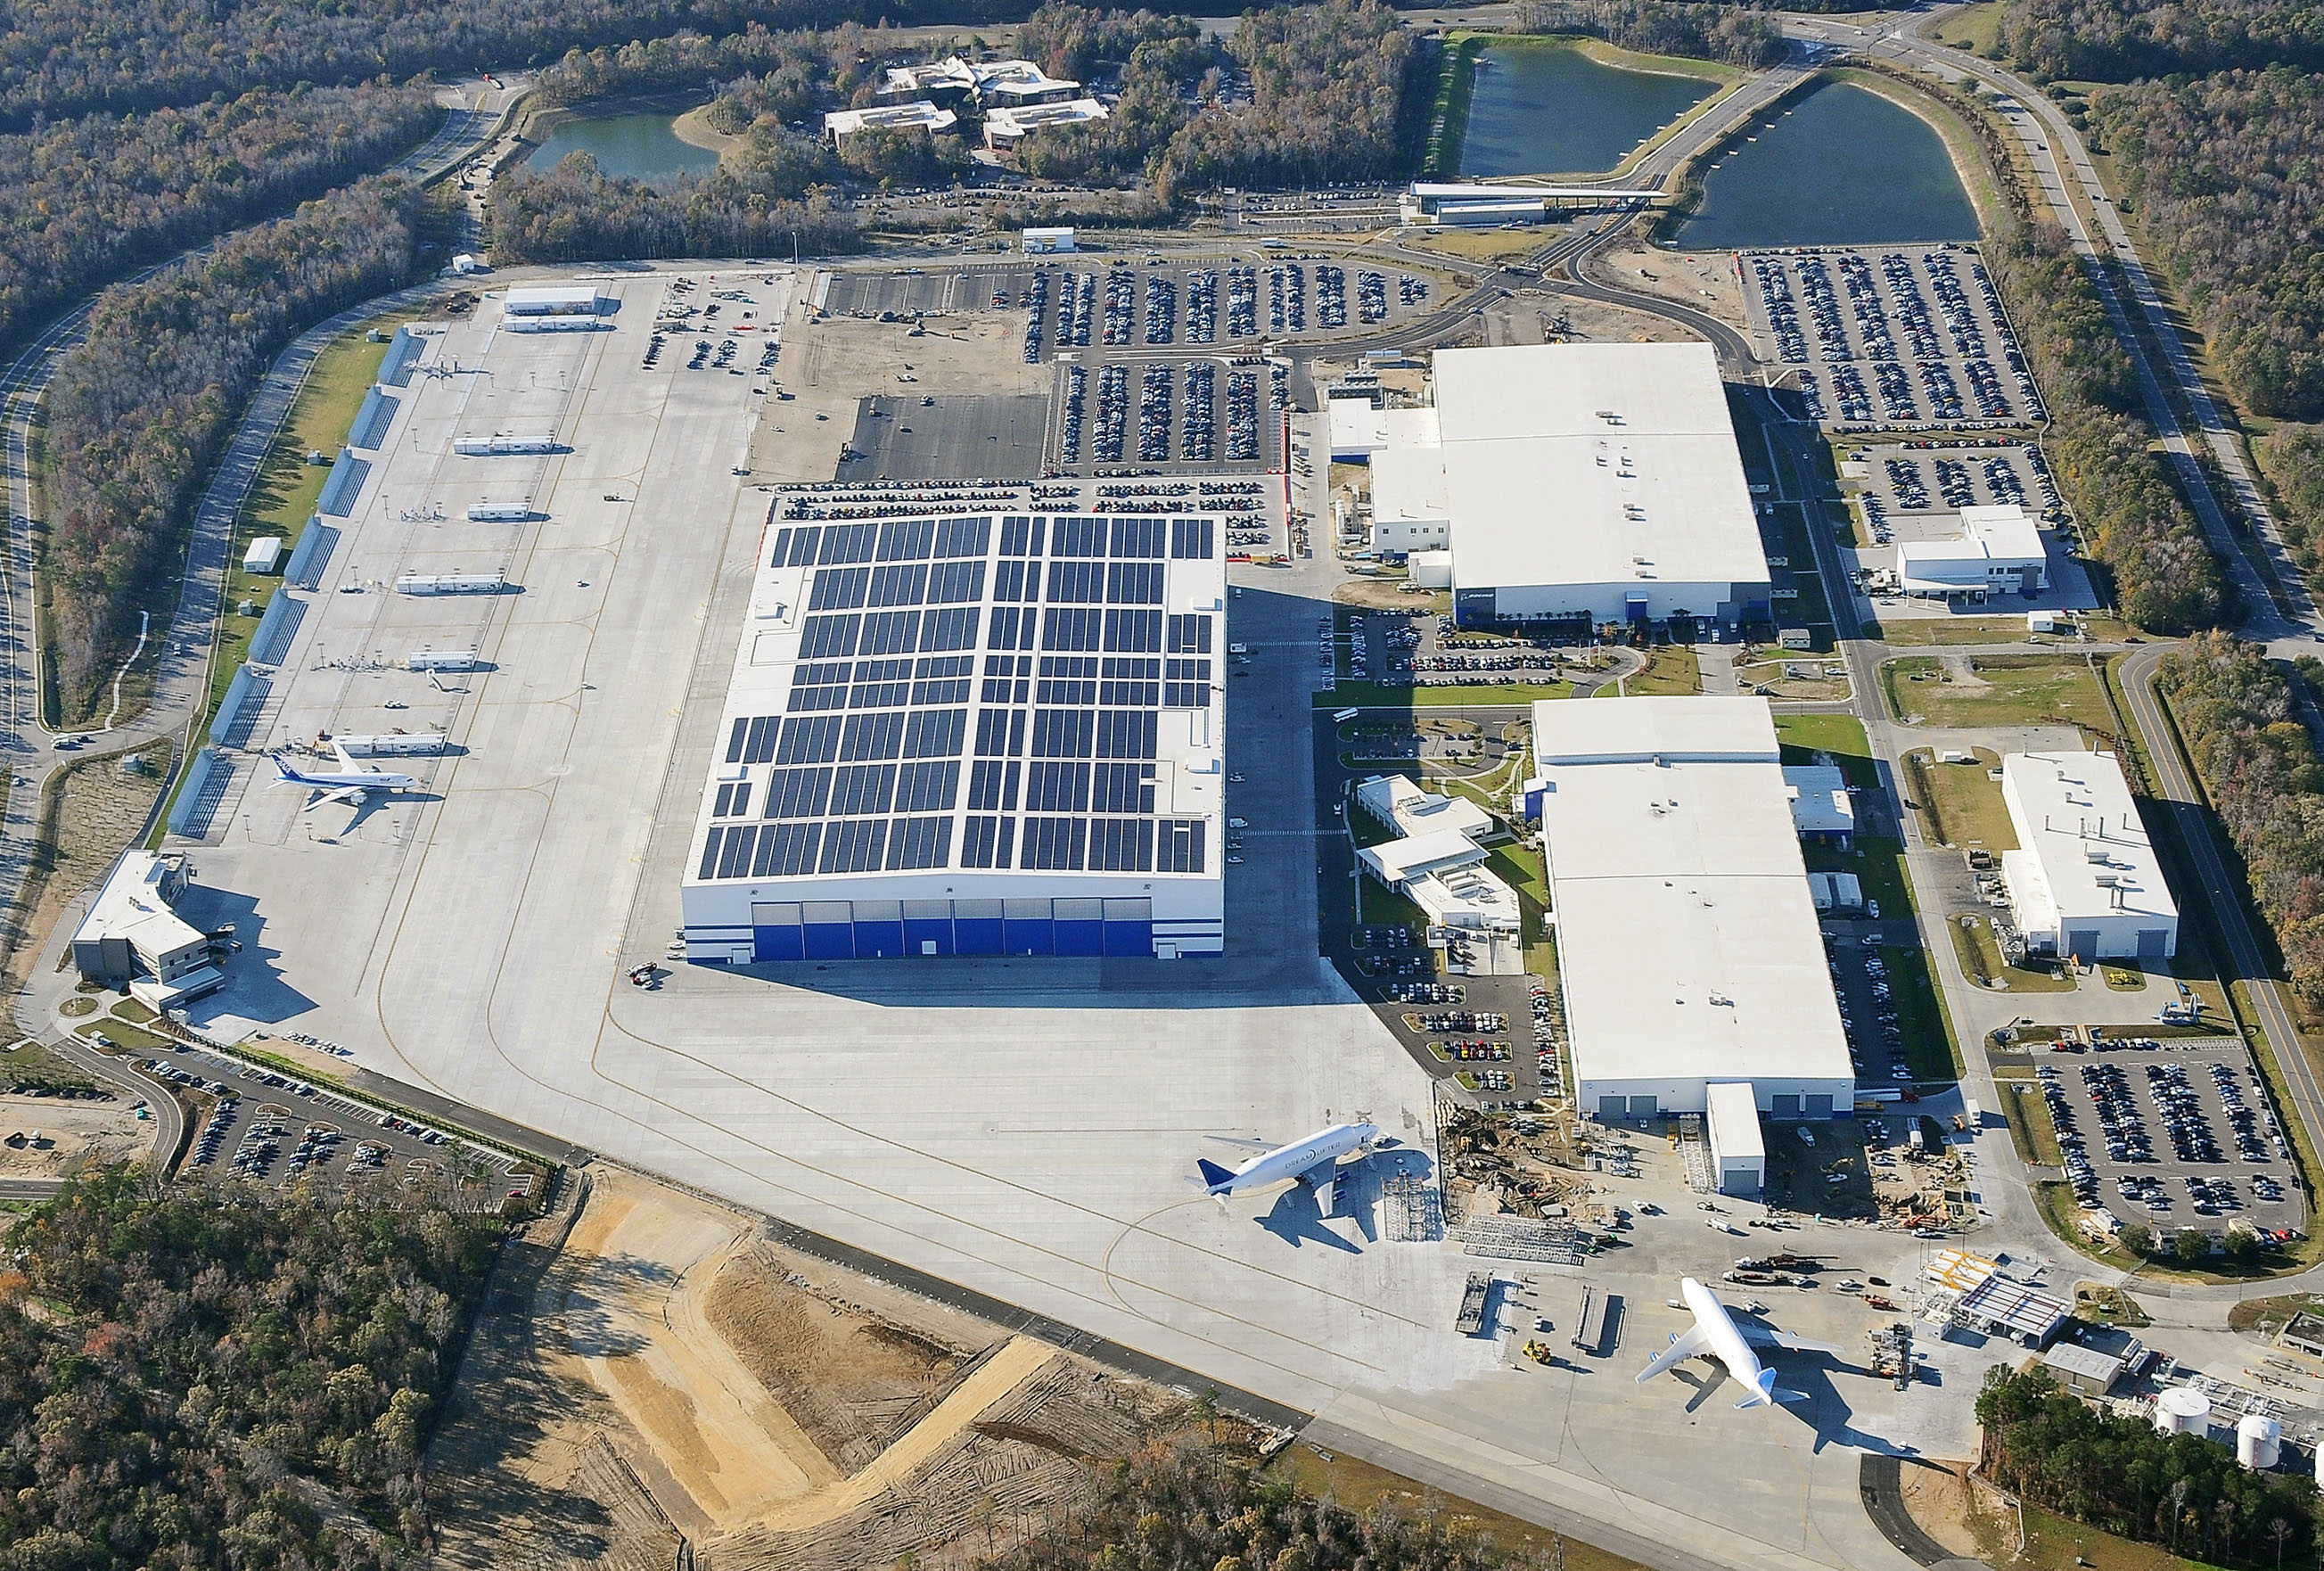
<box><xmin>0</xmin><ymin>1086</ymin><xmax>144</xmax><ymax>1177</ymax></box>
<box><xmin>430</xmin><ymin>1164</ymin><xmax>1188</xmax><ymax>1571</ymax></box>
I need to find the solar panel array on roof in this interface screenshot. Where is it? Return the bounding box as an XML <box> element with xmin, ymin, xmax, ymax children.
<box><xmin>691</xmin><ymin>509</ymin><xmax>1223</xmax><ymax>888</ymax></box>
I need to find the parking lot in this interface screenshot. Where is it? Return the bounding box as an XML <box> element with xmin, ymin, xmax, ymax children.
<box><xmin>144</xmin><ymin>1040</ymin><xmax>529</xmax><ymax>1197</ymax></box>
<box><xmin>1053</xmin><ymin>354</ymin><xmax>1286</xmax><ymax>476</ymax></box>
<box><xmin>836</xmin><ymin>392</ymin><xmax>1052</xmax><ymax>482</ymax></box>
<box><xmin>1348</xmin><ymin>609</ymin><xmax>1636</xmax><ymax>690</ymax></box>
<box><xmin>2032</xmin><ymin>1037</ymin><xmax>2307</xmax><ymax>1239</ymax></box>
<box><xmin>1846</xmin><ymin>439</ymin><xmax>2065</xmax><ymax>547</ymax></box>
<box><xmin>1742</xmin><ymin>244</ymin><xmax>2046</xmax><ymax>432</ymax></box>
<box><xmin>1826</xmin><ymin>929</ymin><xmax>1918</xmax><ymax>1090</ymax></box>
<box><xmin>1355</xmin><ymin>955</ymin><xmax>1555</xmax><ymax>1109</ymax></box>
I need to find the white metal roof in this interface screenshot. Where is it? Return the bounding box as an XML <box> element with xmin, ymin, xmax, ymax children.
<box><xmin>1359</xmin><ymin>827</ymin><xmax>1488</xmax><ymax>885</ymax></box>
<box><xmin>1410</xmin><ymin>182</ymin><xmax>1660</xmax><ymax>201</ymax></box>
<box><xmin>1356</xmin><ymin>774</ymin><xmax>1493</xmax><ymax>843</ymax></box>
<box><xmin>2000</xmin><ymin>751</ymin><xmax>2177</xmax><ymax>928</ymax></box>
<box><xmin>503</xmin><ymin>284</ymin><xmax>603</xmax><ymax>309</ymax></box>
<box><xmin>1407</xmin><ymin>863</ymin><xmax>1522</xmax><ymax>932</ymax></box>
<box><xmin>72</xmin><ymin>852</ymin><xmax>207</xmax><ymax>964</ymax></box>
<box><xmin>1782</xmin><ymin>763</ymin><xmax>1855</xmax><ymax>835</ymax></box>
<box><xmin>1363</xmin><ymin>345</ymin><xmax>1767</xmax><ymax>599</ymax></box>
<box><xmin>1531</xmin><ymin>696</ymin><xmax>1852</xmax><ymax>1094</ymax></box>
<box><xmin>983</xmin><ymin>99</ymin><xmax>1108</xmax><ymax>137</ymax></box>
<box><xmin>1705</xmin><ymin>1082</ymin><xmax>1765</xmax><ymax>1161</ymax></box>
<box><xmin>1328</xmin><ymin>399</ymin><xmax>1441</xmax><ymax>458</ymax></box>
<box><xmin>825</xmin><ymin>102</ymin><xmax>957</xmax><ymax>136</ymax></box>
<box><xmin>1532</xmin><ymin>694</ymin><xmax>1781</xmax><ymax>768</ymax></box>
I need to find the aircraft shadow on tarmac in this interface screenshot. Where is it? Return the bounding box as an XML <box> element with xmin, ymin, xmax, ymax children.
<box><xmin>1667</xmin><ymin>1340</ymin><xmax>1922</xmax><ymax>1457</ymax></box>
<box><xmin>1247</xmin><ymin>1146</ymin><xmax>1428</xmax><ymax>1253</ymax></box>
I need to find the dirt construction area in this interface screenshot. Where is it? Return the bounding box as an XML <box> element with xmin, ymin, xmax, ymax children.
<box><xmin>428</xmin><ymin>1165</ymin><xmax>1185</xmax><ymax>1571</ymax></box>
<box><xmin>0</xmin><ymin>1086</ymin><xmax>144</xmax><ymax>1177</ymax></box>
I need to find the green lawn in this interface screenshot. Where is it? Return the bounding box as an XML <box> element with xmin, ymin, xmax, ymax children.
<box><xmin>1950</xmin><ymin>912</ymin><xmax>2076</xmax><ymax>992</ymax></box>
<box><xmin>1775</xmin><ymin>712</ymin><xmax>1874</xmax><ymax>766</ymax></box>
<box><xmin>1908</xmin><ymin>749</ymin><xmax>2016</xmax><ymax>850</ymax></box>
<box><xmin>1926</xmin><ymin>0</ymin><xmax>2004</xmax><ymax>55</ymax></box>
<box><xmin>1995</xmin><ymin>1073</ymin><xmax>2066</xmax><ymax>1166</ymax></box>
<box><xmin>1881</xmin><ymin>653</ymin><xmax>2116</xmax><ymax>733</ymax></box>
<box><xmin>1486</xmin><ymin>843</ymin><xmax>1548</xmax><ymax>909</ymax></box>
<box><xmin>1618</xmin><ymin>645</ymin><xmax>1701</xmax><ymax>696</ymax></box>
<box><xmin>1869</xmin><ymin>614</ymin><xmax>2134</xmax><ymax>646</ymax></box>
<box><xmin>203</xmin><ymin>323</ymin><xmax>402</xmax><ymax>729</ymax></box>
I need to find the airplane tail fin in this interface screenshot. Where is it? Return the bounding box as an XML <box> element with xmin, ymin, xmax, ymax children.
<box><xmin>1195</xmin><ymin>1158</ymin><xmax>1236</xmax><ymax>1191</ymax></box>
<box><xmin>1737</xmin><ymin>1369</ymin><xmax>1807</xmax><ymax>1409</ymax></box>
<box><xmin>268</xmin><ymin>753</ymin><xmax>300</xmax><ymax>784</ymax></box>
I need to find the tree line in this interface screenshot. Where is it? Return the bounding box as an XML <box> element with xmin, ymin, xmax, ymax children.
<box><xmin>2157</xmin><ymin>631</ymin><xmax>2324</xmax><ymax>1001</ymax></box>
<box><xmin>2000</xmin><ymin>0</ymin><xmax>2324</xmax><ymax>81</ymax></box>
<box><xmin>980</xmin><ymin>1439</ymin><xmax>1540</xmax><ymax>1569</ymax></box>
<box><xmin>0</xmin><ymin>83</ymin><xmax>434</xmax><ymax>362</ymax></box>
<box><xmin>1977</xmin><ymin>1364</ymin><xmax>2320</xmax><ymax>1567</ymax></box>
<box><xmin>2086</xmin><ymin>69</ymin><xmax>2324</xmax><ymax>424</ymax></box>
<box><xmin>0</xmin><ymin>1170</ymin><xmax>501</xmax><ymax>1567</ymax></box>
<box><xmin>2258</xmin><ymin>424</ymin><xmax>2324</xmax><ymax>592</ymax></box>
<box><xmin>1507</xmin><ymin>0</ymin><xmax>1786</xmax><ymax>69</ymax></box>
<box><xmin>44</xmin><ymin>180</ymin><xmax>420</xmax><ymax>712</ymax></box>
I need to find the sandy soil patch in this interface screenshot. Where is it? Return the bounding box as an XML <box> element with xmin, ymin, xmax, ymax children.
<box><xmin>0</xmin><ymin>1087</ymin><xmax>143</xmax><ymax>1176</ymax></box>
<box><xmin>1897</xmin><ymin>1458</ymin><xmax>2006</xmax><ymax>1559</ymax></box>
<box><xmin>431</xmin><ymin>1164</ymin><xmax>1192</xmax><ymax>1571</ymax></box>
<box><xmin>1599</xmin><ymin>244</ymin><xmax>1747</xmax><ymax>326</ymax></box>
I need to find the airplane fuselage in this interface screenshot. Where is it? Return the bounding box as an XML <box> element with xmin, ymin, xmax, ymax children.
<box><xmin>1203</xmin><ymin>1120</ymin><xmax>1376</xmax><ymax>1197</ymax></box>
<box><xmin>1682</xmin><ymin>1277</ymin><xmax>1774</xmax><ymax>1404</ymax></box>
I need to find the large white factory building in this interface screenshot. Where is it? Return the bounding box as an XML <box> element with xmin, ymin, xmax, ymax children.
<box><xmin>2000</xmin><ymin>750</ymin><xmax>2178</xmax><ymax>961</ymax></box>
<box><xmin>1365</xmin><ymin>342</ymin><xmax>1772</xmax><ymax>632</ymax></box>
<box><xmin>1528</xmin><ymin>696</ymin><xmax>1853</xmax><ymax>1120</ymax></box>
<box><xmin>681</xmin><ymin>509</ymin><xmax>1227</xmax><ymax>963</ymax></box>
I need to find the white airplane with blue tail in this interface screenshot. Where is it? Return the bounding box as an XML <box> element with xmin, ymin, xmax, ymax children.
<box><xmin>269</xmin><ymin>740</ymin><xmax>418</xmax><ymax>812</ymax></box>
<box><xmin>1195</xmin><ymin>1118</ymin><xmax>1379</xmax><ymax>1205</ymax></box>
<box><xmin>1637</xmin><ymin>1277</ymin><xmax>1839</xmax><ymax>1409</ymax></box>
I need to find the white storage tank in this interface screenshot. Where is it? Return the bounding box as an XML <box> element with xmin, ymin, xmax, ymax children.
<box><xmin>2238</xmin><ymin>1413</ymin><xmax>2281</xmax><ymax>1470</ymax></box>
<box><xmin>2154</xmin><ymin>1387</ymin><xmax>2211</xmax><ymax>1436</ymax></box>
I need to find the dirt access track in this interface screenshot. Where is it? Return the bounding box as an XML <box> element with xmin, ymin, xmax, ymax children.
<box><xmin>430</xmin><ymin>1165</ymin><xmax>1173</xmax><ymax>1571</ymax></box>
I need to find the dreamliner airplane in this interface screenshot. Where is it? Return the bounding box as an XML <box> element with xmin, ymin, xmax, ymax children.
<box><xmin>1195</xmin><ymin>1119</ymin><xmax>1380</xmax><ymax>1204</ymax></box>
<box><xmin>1636</xmin><ymin>1277</ymin><xmax>1840</xmax><ymax>1409</ymax></box>
<box><xmin>269</xmin><ymin>741</ymin><xmax>419</xmax><ymax>812</ymax></box>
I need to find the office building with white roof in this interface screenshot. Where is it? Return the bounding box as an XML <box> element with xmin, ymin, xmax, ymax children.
<box><xmin>2000</xmin><ymin>750</ymin><xmax>2176</xmax><ymax>961</ymax></box>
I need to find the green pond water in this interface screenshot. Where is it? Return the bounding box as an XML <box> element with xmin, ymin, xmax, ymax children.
<box><xmin>1672</xmin><ymin>81</ymin><xmax>1978</xmax><ymax>250</ymax></box>
<box><xmin>1459</xmin><ymin>44</ymin><xmax>1714</xmax><ymax>177</ymax></box>
<box><xmin>529</xmin><ymin>111</ymin><xmax>720</xmax><ymax>185</ymax></box>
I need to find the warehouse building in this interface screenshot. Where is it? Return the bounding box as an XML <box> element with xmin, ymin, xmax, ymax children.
<box><xmin>681</xmin><ymin>508</ymin><xmax>1227</xmax><ymax>963</ymax></box>
<box><xmin>1367</xmin><ymin>343</ymin><xmax>1771</xmax><ymax>632</ymax></box>
<box><xmin>1783</xmin><ymin>763</ymin><xmax>1855</xmax><ymax>847</ymax></box>
<box><xmin>1895</xmin><ymin>505</ymin><xmax>2048</xmax><ymax>601</ymax></box>
<box><xmin>1529</xmin><ymin>696</ymin><xmax>1852</xmax><ymax>1120</ymax></box>
<box><xmin>2000</xmin><ymin>750</ymin><xmax>2177</xmax><ymax>961</ymax></box>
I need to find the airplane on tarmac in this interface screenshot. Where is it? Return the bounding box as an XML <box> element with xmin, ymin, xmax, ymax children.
<box><xmin>1195</xmin><ymin>1119</ymin><xmax>1380</xmax><ymax>1204</ymax></box>
<box><xmin>269</xmin><ymin>740</ymin><xmax>419</xmax><ymax>812</ymax></box>
<box><xmin>1636</xmin><ymin>1277</ymin><xmax>1841</xmax><ymax>1409</ymax></box>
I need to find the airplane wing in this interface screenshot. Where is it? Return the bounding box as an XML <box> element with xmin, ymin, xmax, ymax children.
<box><xmin>1293</xmin><ymin>1153</ymin><xmax>1343</xmax><ymax>1190</ymax></box>
<box><xmin>1203</xmin><ymin>1135</ymin><xmax>1277</xmax><ymax>1152</ymax></box>
<box><xmin>1634</xmin><ymin>1324</ymin><xmax>1713</xmax><ymax>1384</ymax></box>
<box><xmin>1737</xmin><ymin>1326</ymin><xmax>1844</xmax><ymax>1357</ymax></box>
<box><xmin>331</xmin><ymin>740</ymin><xmax>374</xmax><ymax>774</ymax></box>
<box><xmin>302</xmin><ymin>785</ymin><xmax>368</xmax><ymax>812</ymax></box>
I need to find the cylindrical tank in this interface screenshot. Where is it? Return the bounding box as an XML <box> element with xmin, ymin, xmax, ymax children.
<box><xmin>2154</xmin><ymin>1387</ymin><xmax>2211</xmax><ymax>1435</ymax></box>
<box><xmin>2238</xmin><ymin>1414</ymin><xmax>2281</xmax><ymax>1470</ymax></box>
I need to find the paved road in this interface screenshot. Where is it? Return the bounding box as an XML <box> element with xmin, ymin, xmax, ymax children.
<box><xmin>1784</xmin><ymin>9</ymin><xmax>2313</xmax><ymax>641</ymax></box>
<box><xmin>0</xmin><ymin>77</ymin><xmax>524</xmax><ymax>986</ymax></box>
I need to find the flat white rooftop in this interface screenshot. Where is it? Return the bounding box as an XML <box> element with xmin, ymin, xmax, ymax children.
<box><xmin>1531</xmin><ymin>697</ymin><xmax>1852</xmax><ymax>1105</ymax></box>
<box><xmin>72</xmin><ymin>851</ymin><xmax>204</xmax><ymax>963</ymax></box>
<box><xmin>1329</xmin><ymin>399</ymin><xmax>1441</xmax><ymax>459</ymax></box>
<box><xmin>984</xmin><ymin>99</ymin><xmax>1109</xmax><ymax>137</ymax></box>
<box><xmin>2000</xmin><ymin>751</ymin><xmax>2176</xmax><ymax>929</ymax></box>
<box><xmin>1360</xmin><ymin>827</ymin><xmax>1487</xmax><ymax>886</ymax></box>
<box><xmin>1783</xmin><ymin>763</ymin><xmax>1855</xmax><ymax>836</ymax></box>
<box><xmin>1356</xmin><ymin>774</ymin><xmax>1492</xmax><ymax>843</ymax></box>
<box><xmin>825</xmin><ymin>102</ymin><xmax>957</xmax><ymax>136</ymax></box>
<box><xmin>1705</xmin><ymin>1080</ymin><xmax>1765</xmax><ymax>1159</ymax></box>
<box><xmin>1378</xmin><ymin>343</ymin><xmax>1768</xmax><ymax>602</ymax></box>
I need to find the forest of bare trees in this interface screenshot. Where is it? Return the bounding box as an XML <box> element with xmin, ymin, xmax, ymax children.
<box><xmin>1507</xmin><ymin>0</ymin><xmax>1786</xmax><ymax>68</ymax></box>
<box><xmin>2000</xmin><ymin>0</ymin><xmax>2324</xmax><ymax>79</ymax></box>
<box><xmin>43</xmin><ymin>181</ymin><xmax>420</xmax><ymax>710</ymax></box>
<box><xmin>0</xmin><ymin>1171</ymin><xmax>500</xmax><ymax>1568</ymax></box>
<box><xmin>2088</xmin><ymin>69</ymin><xmax>2324</xmax><ymax>424</ymax></box>
<box><xmin>0</xmin><ymin>85</ymin><xmax>435</xmax><ymax>360</ymax></box>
